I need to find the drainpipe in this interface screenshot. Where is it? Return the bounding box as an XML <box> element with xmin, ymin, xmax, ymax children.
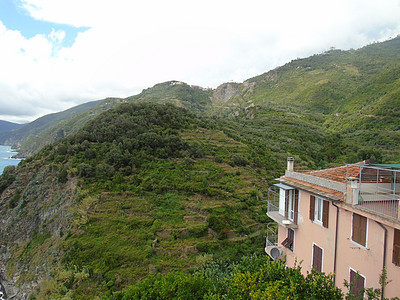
<box><xmin>332</xmin><ymin>201</ymin><xmax>340</xmax><ymax>285</ymax></box>
<box><xmin>376</xmin><ymin>221</ymin><xmax>387</xmax><ymax>300</ymax></box>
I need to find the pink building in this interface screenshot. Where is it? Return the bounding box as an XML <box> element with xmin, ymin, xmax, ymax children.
<box><xmin>266</xmin><ymin>158</ymin><xmax>400</xmax><ymax>298</ymax></box>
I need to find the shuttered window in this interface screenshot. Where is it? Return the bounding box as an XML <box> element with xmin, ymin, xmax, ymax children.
<box><xmin>309</xmin><ymin>195</ymin><xmax>329</xmax><ymax>228</ymax></box>
<box><xmin>393</xmin><ymin>229</ymin><xmax>400</xmax><ymax>266</ymax></box>
<box><xmin>312</xmin><ymin>244</ymin><xmax>323</xmax><ymax>272</ymax></box>
<box><xmin>284</xmin><ymin>189</ymin><xmax>299</xmax><ymax>224</ymax></box>
<box><xmin>309</xmin><ymin>195</ymin><xmax>315</xmax><ymax>221</ymax></box>
<box><xmin>293</xmin><ymin>189</ymin><xmax>299</xmax><ymax>225</ymax></box>
<box><xmin>281</xmin><ymin>228</ymin><xmax>294</xmax><ymax>251</ymax></box>
<box><xmin>350</xmin><ymin>269</ymin><xmax>365</xmax><ymax>297</ymax></box>
<box><xmin>322</xmin><ymin>200</ymin><xmax>329</xmax><ymax>228</ymax></box>
<box><xmin>352</xmin><ymin>213</ymin><xmax>367</xmax><ymax>247</ymax></box>
<box><xmin>285</xmin><ymin>190</ymin><xmax>289</xmax><ymax>218</ymax></box>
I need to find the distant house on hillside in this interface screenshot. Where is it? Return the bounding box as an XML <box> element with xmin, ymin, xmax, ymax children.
<box><xmin>265</xmin><ymin>158</ymin><xmax>400</xmax><ymax>298</ymax></box>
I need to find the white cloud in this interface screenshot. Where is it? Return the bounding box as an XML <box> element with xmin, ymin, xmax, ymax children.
<box><xmin>1</xmin><ymin>0</ymin><xmax>400</xmax><ymax>123</ymax></box>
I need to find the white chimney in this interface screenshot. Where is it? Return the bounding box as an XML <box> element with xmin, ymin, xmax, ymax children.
<box><xmin>287</xmin><ymin>157</ymin><xmax>294</xmax><ymax>172</ymax></box>
<box><xmin>346</xmin><ymin>177</ymin><xmax>360</xmax><ymax>205</ymax></box>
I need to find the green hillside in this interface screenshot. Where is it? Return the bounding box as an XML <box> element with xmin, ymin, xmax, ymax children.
<box><xmin>0</xmin><ymin>120</ymin><xmax>23</xmax><ymax>133</ymax></box>
<box><xmin>3</xmin><ymin>37</ymin><xmax>400</xmax><ymax>163</ymax></box>
<box><xmin>0</xmin><ymin>98</ymin><xmax>124</xmax><ymax>157</ymax></box>
<box><xmin>210</xmin><ymin>37</ymin><xmax>400</xmax><ymax>164</ymax></box>
<box><xmin>0</xmin><ymin>36</ymin><xmax>400</xmax><ymax>298</ymax></box>
<box><xmin>0</xmin><ymin>103</ymin><xmax>279</xmax><ymax>298</ymax></box>
<box><xmin>127</xmin><ymin>81</ymin><xmax>212</xmax><ymax>113</ymax></box>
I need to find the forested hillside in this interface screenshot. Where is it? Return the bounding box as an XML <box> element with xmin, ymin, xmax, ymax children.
<box><xmin>0</xmin><ymin>37</ymin><xmax>399</xmax><ymax>298</ymax></box>
<box><xmin>0</xmin><ymin>98</ymin><xmax>122</xmax><ymax>157</ymax></box>
<box><xmin>0</xmin><ymin>103</ymin><xmax>281</xmax><ymax>298</ymax></box>
<box><xmin>2</xmin><ymin>37</ymin><xmax>400</xmax><ymax>165</ymax></box>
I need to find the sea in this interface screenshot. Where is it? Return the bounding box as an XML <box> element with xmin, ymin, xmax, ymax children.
<box><xmin>0</xmin><ymin>145</ymin><xmax>21</xmax><ymax>175</ymax></box>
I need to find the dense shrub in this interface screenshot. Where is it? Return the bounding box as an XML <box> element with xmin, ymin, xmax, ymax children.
<box><xmin>231</xmin><ymin>153</ymin><xmax>249</xmax><ymax>166</ymax></box>
<box><xmin>0</xmin><ymin>165</ymin><xmax>16</xmax><ymax>194</ymax></box>
<box><xmin>108</xmin><ymin>255</ymin><xmax>343</xmax><ymax>299</ymax></box>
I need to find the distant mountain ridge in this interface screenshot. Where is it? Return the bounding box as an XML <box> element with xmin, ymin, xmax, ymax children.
<box><xmin>1</xmin><ymin>37</ymin><xmax>400</xmax><ymax>298</ymax></box>
<box><xmin>1</xmin><ymin>36</ymin><xmax>400</xmax><ymax>161</ymax></box>
<box><xmin>0</xmin><ymin>120</ymin><xmax>23</xmax><ymax>134</ymax></box>
<box><xmin>0</xmin><ymin>98</ymin><xmax>123</xmax><ymax>157</ymax></box>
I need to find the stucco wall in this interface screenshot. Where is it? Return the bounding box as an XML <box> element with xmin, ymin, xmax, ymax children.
<box><xmin>279</xmin><ymin>189</ymin><xmax>337</xmax><ymax>275</ymax></box>
<box><xmin>277</xmin><ymin>189</ymin><xmax>400</xmax><ymax>297</ymax></box>
<box><xmin>335</xmin><ymin>208</ymin><xmax>383</xmax><ymax>292</ymax></box>
<box><xmin>335</xmin><ymin>209</ymin><xmax>400</xmax><ymax>297</ymax></box>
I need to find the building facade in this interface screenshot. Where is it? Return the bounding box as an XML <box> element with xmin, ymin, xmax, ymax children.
<box><xmin>266</xmin><ymin>158</ymin><xmax>400</xmax><ymax>298</ymax></box>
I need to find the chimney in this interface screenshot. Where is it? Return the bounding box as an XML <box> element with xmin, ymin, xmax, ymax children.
<box><xmin>346</xmin><ymin>177</ymin><xmax>360</xmax><ymax>205</ymax></box>
<box><xmin>287</xmin><ymin>157</ymin><xmax>294</xmax><ymax>172</ymax></box>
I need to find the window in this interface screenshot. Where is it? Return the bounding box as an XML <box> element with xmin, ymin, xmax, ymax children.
<box><xmin>312</xmin><ymin>244</ymin><xmax>323</xmax><ymax>272</ymax></box>
<box><xmin>284</xmin><ymin>189</ymin><xmax>299</xmax><ymax>224</ymax></box>
<box><xmin>309</xmin><ymin>195</ymin><xmax>329</xmax><ymax>228</ymax></box>
<box><xmin>349</xmin><ymin>269</ymin><xmax>365</xmax><ymax>297</ymax></box>
<box><xmin>393</xmin><ymin>228</ymin><xmax>400</xmax><ymax>266</ymax></box>
<box><xmin>281</xmin><ymin>228</ymin><xmax>294</xmax><ymax>251</ymax></box>
<box><xmin>315</xmin><ymin>197</ymin><xmax>323</xmax><ymax>223</ymax></box>
<box><xmin>352</xmin><ymin>213</ymin><xmax>367</xmax><ymax>247</ymax></box>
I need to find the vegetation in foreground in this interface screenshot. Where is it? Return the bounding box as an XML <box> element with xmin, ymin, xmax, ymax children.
<box><xmin>2</xmin><ymin>103</ymin><xmax>278</xmax><ymax>298</ymax></box>
<box><xmin>2</xmin><ymin>37</ymin><xmax>400</xmax><ymax>298</ymax></box>
<box><xmin>109</xmin><ymin>255</ymin><xmax>343</xmax><ymax>300</ymax></box>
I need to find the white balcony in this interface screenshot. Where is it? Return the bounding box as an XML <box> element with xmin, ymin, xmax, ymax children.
<box><xmin>266</xmin><ymin>201</ymin><xmax>298</xmax><ymax>229</ymax></box>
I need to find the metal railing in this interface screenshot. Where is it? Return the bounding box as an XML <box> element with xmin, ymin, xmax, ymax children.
<box><xmin>348</xmin><ymin>164</ymin><xmax>400</xmax><ymax>220</ymax></box>
<box><xmin>358</xmin><ymin>193</ymin><xmax>399</xmax><ymax>220</ymax></box>
<box><xmin>267</xmin><ymin>200</ymin><xmax>299</xmax><ymax>227</ymax></box>
<box><xmin>266</xmin><ymin>185</ymin><xmax>279</xmax><ymax>202</ymax></box>
<box><xmin>265</xmin><ymin>222</ymin><xmax>278</xmax><ymax>247</ymax></box>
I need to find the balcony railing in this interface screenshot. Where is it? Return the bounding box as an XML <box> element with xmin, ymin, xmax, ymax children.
<box><xmin>267</xmin><ymin>201</ymin><xmax>298</xmax><ymax>228</ymax></box>
<box><xmin>357</xmin><ymin>192</ymin><xmax>400</xmax><ymax>220</ymax></box>
<box><xmin>265</xmin><ymin>222</ymin><xmax>278</xmax><ymax>247</ymax></box>
<box><xmin>347</xmin><ymin>163</ymin><xmax>400</xmax><ymax>221</ymax></box>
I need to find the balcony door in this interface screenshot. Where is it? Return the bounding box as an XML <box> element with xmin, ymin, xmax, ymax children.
<box><xmin>285</xmin><ymin>189</ymin><xmax>299</xmax><ymax>224</ymax></box>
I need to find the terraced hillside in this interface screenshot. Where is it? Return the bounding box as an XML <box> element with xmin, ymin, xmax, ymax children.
<box><xmin>0</xmin><ymin>103</ymin><xmax>279</xmax><ymax>298</ymax></box>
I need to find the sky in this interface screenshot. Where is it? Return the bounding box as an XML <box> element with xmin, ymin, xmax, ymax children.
<box><xmin>1</xmin><ymin>0</ymin><xmax>400</xmax><ymax>123</ymax></box>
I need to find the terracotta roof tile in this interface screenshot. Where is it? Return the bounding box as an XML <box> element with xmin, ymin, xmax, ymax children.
<box><xmin>297</xmin><ymin>163</ymin><xmax>364</xmax><ymax>183</ymax></box>
<box><xmin>281</xmin><ymin>177</ymin><xmax>344</xmax><ymax>200</ymax></box>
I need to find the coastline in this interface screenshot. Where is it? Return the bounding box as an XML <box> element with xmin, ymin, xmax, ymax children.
<box><xmin>0</xmin><ymin>145</ymin><xmax>21</xmax><ymax>175</ymax></box>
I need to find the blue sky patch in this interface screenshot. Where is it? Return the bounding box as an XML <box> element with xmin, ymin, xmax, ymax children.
<box><xmin>0</xmin><ymin>0</ymin><xmax>88</xmax><ymax>47</ymax></box>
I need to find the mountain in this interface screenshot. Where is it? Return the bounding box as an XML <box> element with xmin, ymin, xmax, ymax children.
<box><xmin>1</xmin><ymin>36</ymin><xmax>400</xmax><ymax>297</ymax></box>
<box><xmin>0</xmin><ymin>82</ymin><xmax>212</xmax><ymax>158</ymax></box>
<box><xmin>0</xmin><ymin>120</ymin><xmax>23</xmax><ymax>134</ymax></box>
<box><xmin>127</xmin><ymin>81</ymin><xmax>212</xmax><ymax>112</ymax></box>
<box><xmin>0</xmin><ymin>98</ymin><xmax>123</xmax><ymax>157</ymax></box>
<box><xmin>3</xmin><ymin>37</ymin><xmax>400</xmax><ymax>164</ymax></box>
<box><xmin>0</xmin><ymin>103</ymin><xmax>276</xmax><ymax>298</ymax></box>
<box><xmin>208</xmin><ymin>37</ymin><xmax>400</xmax><ymax>164</ymax></box>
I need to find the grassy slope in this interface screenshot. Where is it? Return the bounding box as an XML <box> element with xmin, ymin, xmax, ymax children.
<box><xmin>15</xmin><ymin>98</ymin><xmax>125</xmax><ymax>158</ymax></box>
<box><xmin>1</xmin><ymin>82</ymin><xmax>211</xmax><ymax>158</ymax></box>
<box><xmin>211</xmin><ymin>37</ymin><xmax>400</xmax><ymax>164</ymax></box>
<box><xmin>1</xmin><ymin>37</ymin><xmax>400</xmax><ymax>298</ymax></box>
<box><xmin>1</xmin><ymin>104</ymin><xmax>277</xmax><ymax>298</ymax></box>
<box><xmin>3</xmin><ymin>37</ymin><xmax>400</xmax><ymax>164</ymax></box>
